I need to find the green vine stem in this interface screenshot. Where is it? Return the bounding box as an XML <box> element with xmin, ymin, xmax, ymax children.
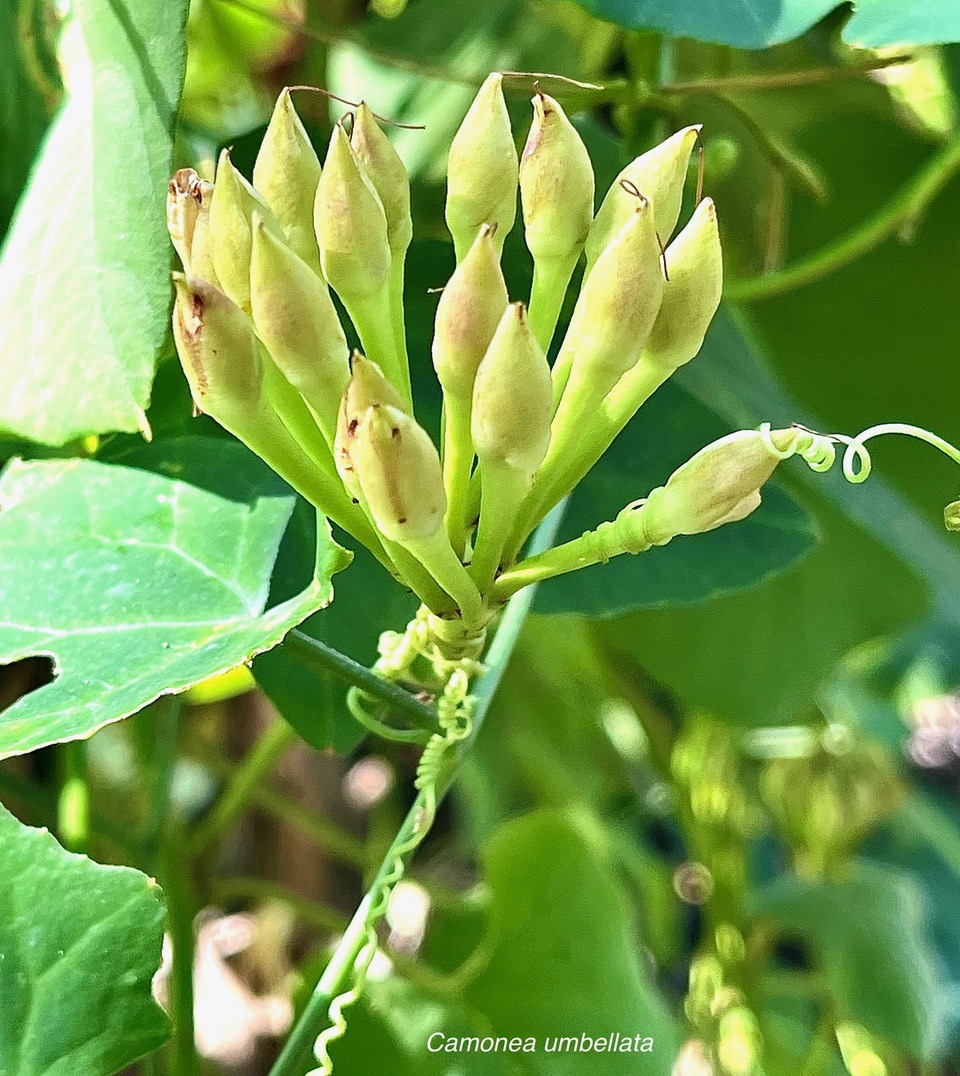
<box><xmin>725</xmin><ymin>133</ymin><xmax>960</xmax><ymax>301</ymax></box>
<box><xmin>268</xmin><ymin>502</ymin><xmax>565</xmax><ymax>1076</ymax></box>
<box><xmin>282</xmin><ymin>629</ymin><xmax>440</xmax><ymax>733</ymax></box>
<box><xmin>162</xmin><ymin>824</ymin><xmax>200</xmax><ymax>1076</ymax></box>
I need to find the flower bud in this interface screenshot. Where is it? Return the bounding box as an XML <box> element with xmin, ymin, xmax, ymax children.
<box><xmin>446</xmin><ymin>74</ymin><xmax>518</xmax><ymax>261</ymax></box>
<box><xmin>472</xmin><ymin>302</ymin><xmax>552</xmax><ymax>481</ymax></box>
<box><xmin>645</xmin><ymin>198</ymin><xmax>722</xmax><ymax>371</ymax></box>
<box><xmin>945</xmin><ymin>500</ymin><xmax>960</xmax><ymax>531</ymax></box>
<box><xmin>167</xmin><ymin>169</ymin><xmax>218</xmax><ymax>283</ymax></box>
<box><xmin>335</xmin><ymin>355</ymin><xmax>407</xmax><ymax>498</ymax></box>
<box><xmin>352</xmin><ymin>404</ymin><xmax>446</xmax><ymax>543</ymax></box>
<box><xmin>519</xmin><ymin>91</ymin><xmax>594</xmax><ymax>263</ymax></box>
<box><xmin>172</xmin><ymin>274</ymin><xmax>262</xmax><ymax>416</ymax></box>
<box><xmin>585</xmin><ymin>125</ymin><xmax>700</xmax><ymax>270</ymax></box>
<box><xmin>351</xmin><ymin>103</ymin><xmax>413</xmax><ymax>257</ymax></box>
<box><xmin>209</xmin><ymin>149</ymin><xmax>283</xmax><ymax>312</ymax></box>
<box><xmin>250</xmin><ymin>216</ymin><xmax>349</xmax><ymax>443</ymax></box>
<box><xmin>314</xmin><ymin>123</ymin><xmax>391</xmax><ymax>301</ymax></box>
<box><xmin>556</xmin><ymin>196</ymin><xmax>664</xmax><ymax>396</ymax></box>
<box><xmin>432</xmin><ymin>224</ymin><xmax>509</xmax><ymax>400</ymax></box>
<box><xmin>253</xmin><ymin>89</ymin><xmax>323</xmax><ymax>275</ymax></box>
<box><xmin>641</xmin><ymin>428</ymin><xmax>792</xmax><ymax>545</ymax></box>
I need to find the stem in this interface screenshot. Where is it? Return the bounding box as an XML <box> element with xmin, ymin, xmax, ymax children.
<box><xmin>387</xmin><ymin>258</ymin><xmax>413</xmax><ymax>408</ymax></box>
<box><xmin>212</xmin><ymin>877</ymin><xmax>350</xmax><ymax>935</ymax></box>
<box><xmin>162</xmin><ymin>827</ymin><xmax>198</xmax><ymax>1076</ymax></box>
<box><xmin>726</xmin><ymin>133</ymin><xmax>960</xmax><ymax>301</ymax></box>
<box><xmin>190</xmin><ymin>719</ymin><xmax>296</xmax><ymax>854</ymax></box>
<box><xmin>407</xmin><ymin>532</ymin><xmax>485</xmax><ymax>629</ymax></box>
<box><xmin>57</xmin><ymin>742</ymin><xmax>89</xmax><ymax>853</ymax></box>
<box><xmin>838</xmin><ymin>421</ymin><xmax>960</xmax><ymax>479</ymax></box>
<box><xmin>442</xmin><ymin>393</ymin><xmax>476</xmax><ymax>556</ymax></box>
<box><xmin>281</xmin><ymin>630</ymin><xmax>439</xmax><ymax>731</ymax></box>
<box><xmin>470</xmin><ymin>465</ymin><xmax>531</xmax><ymax>592</ymax></box>
<box><xmin>527</xmin><ymin>254</ymin><xmax>579</xmax><ymax>353</ymax></box>
<box><xmin>346</xmin><ymin>285</ymin><xmax>413</xmax><ymax>411</ymax></box>
<box><xmin>268</xmin><ymin>505</ymin><xmax>565</xmax><ymax>1076</ymax></box>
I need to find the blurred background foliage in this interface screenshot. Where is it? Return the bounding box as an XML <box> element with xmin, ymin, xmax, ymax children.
<box><xmin>5</xmin><ymin>0</ymin><xmax>960</xmax><ymax>1074</ymax></box>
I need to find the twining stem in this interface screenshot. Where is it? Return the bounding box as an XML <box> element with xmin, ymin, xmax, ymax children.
<box><xmin>281</xmin><ymin>630</ymin><xmax>439</xmax><ymax>732</ymax></box>
<box><xmin>57</xmin><ymin>742</ymin><xmax>89</xmax><ymax>853</ymax></box>
<box><xmin>162</xmin><ymin>826</ymin><xmax>199</xmax><ymax>1076</ymax></box>
<box><xmin>138</xmin><ymin>696</ymin><xmax>183</xmax><ymax>866</ymax></box>
<box><xmin>725</xmin><ymin>132</ymin><xmax>960</xmax><ymax>301</ymax></box>
<box><xmin>191</xmin><ymin>718</ymin><xmax>296</xmax><ymax>854</ymax></box>
<box><xmin>268</xmin><ymin>503</ymin><xmax>565</xmax><ymax>1076</ymax></box>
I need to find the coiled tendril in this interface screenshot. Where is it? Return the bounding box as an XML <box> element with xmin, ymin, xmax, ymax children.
<box><xmin>759</xmin><ymin>421</ymin><xmax>960</xmax><ymax>489</ymax></box>
<box><xmin>310</xmin><ymin>617</ymin><xmax>483</xmax><ymax>1075</ymax></box>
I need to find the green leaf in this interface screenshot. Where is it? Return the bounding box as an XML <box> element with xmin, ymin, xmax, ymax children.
<box><xmin>845</xmin><ymin>0</ymin><xmax>960</xmax><ymax>47</ymax></box>
<box><xmin>533</xmin><ymin>380</ymin><xmax>818</xmax><ymax>617</ymax></box>
<box><xmin>462</xmin><ymin>809</ymin><xmax>679</xmax><ymax>1074</ymax></box>
<box><xmin>0</xmin><ymin>437</ymin><xmax>350</xmax><ymax>759</ymax></box>
<box><xmin>754</xmin><ymin>861</ymin><xmax>947</xmax><ymax>1058</ymax></box>
<box><xmin>0</xmin><ymin>4</ymin><xmax>50</xmax><ymax>237</ymax></box>
<box><xmin>0</xmin><ymin>802</ymin><xmax>168</xmax><ymax>1073</ymax></box>
<box><xmin>562</xmin><ymin>0</ymin><xmax>839</xmax><ymax>48</ymax></box>
<box><xmin>0</xmin><ymin>0</ymin><xmax>189</xmax><ymax>445</ymax></box>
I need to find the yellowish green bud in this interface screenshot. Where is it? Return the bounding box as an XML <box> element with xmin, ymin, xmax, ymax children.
<box><xmin>351</xmin><ymin>103</ymin><xmax>413</xmax><ymax>257</ymax></box>
<box><xmin>209</xmin><ymin>149</ymin><xmax>282</xmax><ymax>312</ymax></box>
<box><xmin>446</xmin><ymin>74</ymin><xmax>519</xmax><ymax>261</ymax></box>
<box><xmin>352</xmin><ymin>404</ymin><xmax>446</xmax><ymax>543</ymax></box>
<box><xmin>519</xmin><ymin>91</ymin><xmax>594</xmax><ymax>263</ymax></box>
<box><xmin>645</xmin><ymin>197</ymin><xmax>722</xmax><ymax>371</ymax></box>
<box><xmin>250</xmin><ymin>215</ymin><xmax>349</xmax><ymax>444</ymax></box>
<box><xmin>642</xmin><ymin>428</ymin><xmax>794</xmax><ymax>544</ymax></box>
<box><xmin>253</xmin><ymin>89</ymin><xmax>323</xmax><ymax>275</ymax></box>
<box><xmin>314</xmin><ymin>123</ymin><xmax>391</xmax><ymax>302</ymax></box>
<box><xmin>585</xmin><ymin>125</ymin><xmax>700</xmax><ymax>270</ymax></box>
<box><xmin>471</xmin><ymin>302</ymin><xmax>552</xmax><ymax>481</ymax></box>
<box><xmin>945</xmin><ymin>499</ymin><xmax>960</xmax><ymax>531</ymax></box>
<box><xmin>556</xmin><ymin>196</ymin><xmax>664</xmax><ymax>396</ymax></box>
<box><xmin>171</xmin><ymin>274</ymin><xmax>262</xmax><ymax>415</ymax></box>
<box><xmin>334</xmin><ymin>355</ymin><xmax>407</xmax><ymax>498</ymax></box>
<box><xmin>432</xmin><ymin>224</ymin><xmax>509</xmax><ymax>400</ymax></box>
<box><xmin>167</xmin><ymin>169</ymin><xmax>217</xmax><ymax>283</ymax></box>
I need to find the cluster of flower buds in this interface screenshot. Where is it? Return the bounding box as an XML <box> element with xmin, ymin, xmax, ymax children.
<box><xmin>167</xmin><ymin>75</ymin><xmax>803</xmax><ymax>637</ymax></box>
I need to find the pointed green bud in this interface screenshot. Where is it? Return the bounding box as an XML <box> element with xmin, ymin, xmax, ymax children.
<box><xmin>585</xmin><ymin>125</ymin><xmax>700</xmax><ymax>270</ymax></box>
<box><xmin>472</xmin><ymin>302</ymin><xmax>552</xmax><ymax>481</ymax></box>
<box><xmin>645</xmin><ymin>198</ymin><xmax>722</xmax><ymax>371</ymax></box>
<box><xmin>642</xmin><ymin>428</ymin><xmax>797</xmax><ymax>544</ymax></box>
<box><xmin>315</xmin><ymin>123</ymin><xmax>391</xmax><ymax>301</ymax></box>
<box><xmin>209</xmin><ymin>149</ymin><xmax>282</xmax><ymax>312</ymax></box>
<box><xmin>351</xmin><ymin>103</ymin><xmax>413</xmax><ymax>257</ymax></box>
<box><xmin>557</xmin><ymin>196</ymin><xmax>664</xmax><ymax>394</ymax></box>
<box><xmin>253</xmin><ymin>89</ymin><xmax>323</xmax><ymax>275</ymax></box>
<box><xmin>167</xmin><ymin>169</ymin><xmax>218</xmax><ymax>283</ymax></box>
<box><xmin>446</xmin><ymin>74</ymin><xmax>519</xmax><ymax>261</ymax></box>
<box><xmin>250</xmin><ymin>215</ymin><xmax>349</xmax><ymax>443</ymax></box>
<box><xmin>171</xmin><ymin>274</ymin><xmax>262</xmax><ymax>416</ymax></box>
<box><xmin>432</xmin><ymin>224</ymin><xmax>509</xmax><ymax>400</ymax></box>
<box><xmin>335</xmin><ymin>354</ymin><xmax>407</xmax><ymax>498</ymax></box>
<box><xmin>352</xmin><ymin>404</ymin><xmax>447</xmax><ymax>543</ymax></box>
<box><xmin>519</xmin><ymin>91</ymin><xmax>594</xmax><ymax>263</ymax></box>
<box><xmin>946</xmin><ymin>500</ymin><xmax>960</xmax><ymax>532</ymax></box>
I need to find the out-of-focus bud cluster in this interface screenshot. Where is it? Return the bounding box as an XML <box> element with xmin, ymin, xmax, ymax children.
<box><xmin>165</xmin><ymin>75</ymin><xmax>782</xmax><ymax>639</ymax></box>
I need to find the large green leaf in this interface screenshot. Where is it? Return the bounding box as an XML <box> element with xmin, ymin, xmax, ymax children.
<box><xmin>462</xmin><ymin>810</ymin><xmax>679</xmax><ymax>1074</ymax></box>
<box><xmin>562</xmin><ymin>0</ymin><xmax>839</xmax><ymax>48</ymax></box>
<box><xmin>754</xmin><ymin>861</ymin><xmax>947</xmax><ymax>1058</ymax></box>
<box><xmin>0</xmin><ymin>0</ymin><xmax>189</xmax><ymax>445</ymax></box>
<box><xmin>0</xmin><ymin>803</ymin><xmax>168</xmax><ymax>1073</ymax></box>
<box><xmin>533</xmin><ymin>380</ymin><xmax>817</xmax><ymax>617</ymax></box>
<box><xmin>845</xmin><ymin>0</ymin><xmax>960</xmax><ymax>47</ymax></box>
<box><xmin>0</xmin><ymin>438</ymin><xmax>350</xmax><ymax>758</ymax></box>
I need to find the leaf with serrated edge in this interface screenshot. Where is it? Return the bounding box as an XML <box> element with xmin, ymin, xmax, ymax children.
<box><xmin>0</xmin><ymin>441</ymin><xmax>350</xmax><ymax>758</ymax></box>
<box><xmin>0</xmin><ymin>803</ymin><xmax>168</xmax><ymax>1074</ymax></box>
